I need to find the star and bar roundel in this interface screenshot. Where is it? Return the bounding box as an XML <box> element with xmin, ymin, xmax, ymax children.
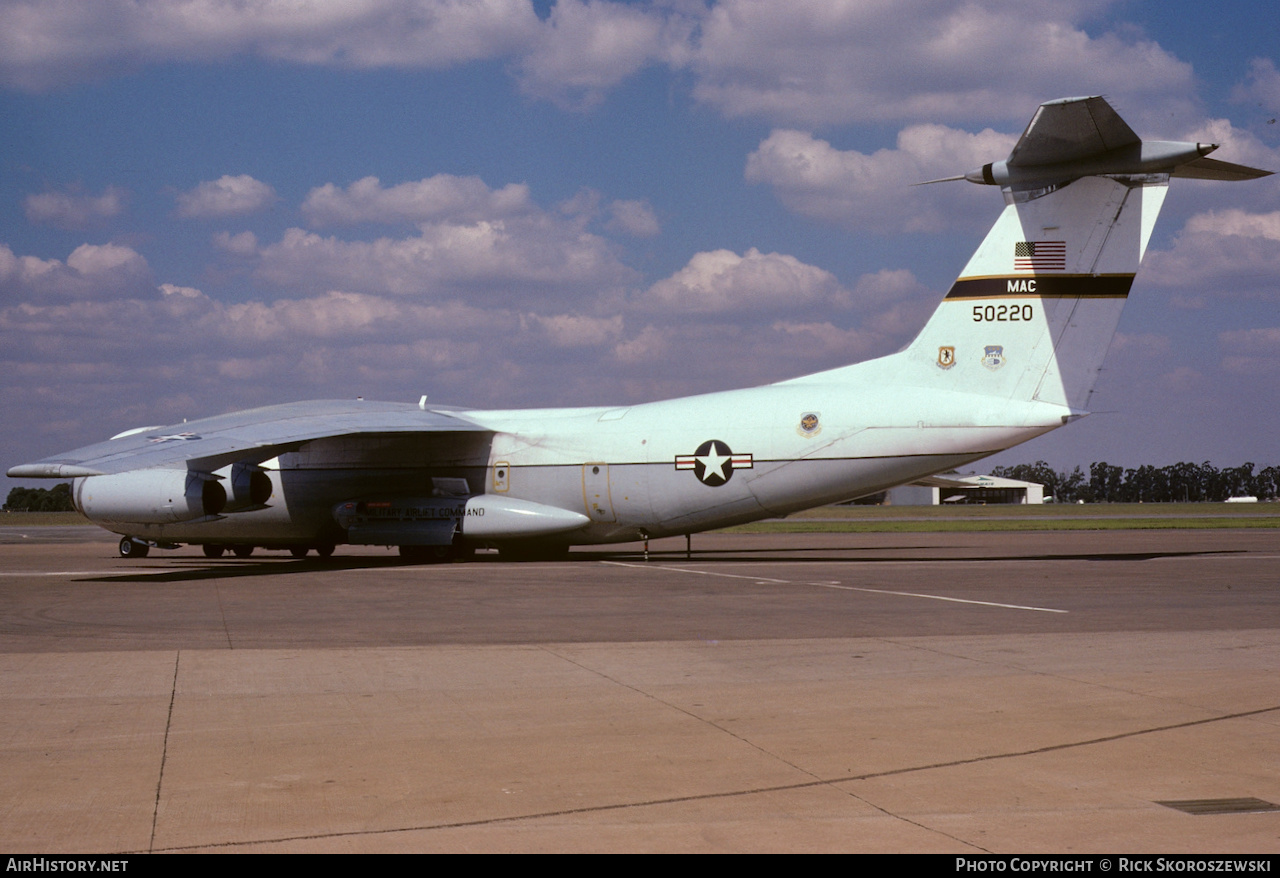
<box><xmin>674</xmin><ymin>440</ymin><xmax>753</xmax><ymax>487</ymax></box>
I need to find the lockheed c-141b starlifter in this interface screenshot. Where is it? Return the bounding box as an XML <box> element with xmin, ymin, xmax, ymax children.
<box><xmin>9</xmin><ymin>96</ymin><xmax>1270</xmax><ymax>561</ymax></box>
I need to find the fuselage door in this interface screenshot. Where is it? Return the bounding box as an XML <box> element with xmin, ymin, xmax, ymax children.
<box><xmin>582</xmin><ymin>463</ymin><xmax>616</xmax><ymax>523</ymax></box>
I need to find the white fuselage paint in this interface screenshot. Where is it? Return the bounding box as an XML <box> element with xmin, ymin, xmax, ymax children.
<box><xmin>107</xmin><ymin>369</ymin><xmax>1070</xmax><ymax>546</ymax></box>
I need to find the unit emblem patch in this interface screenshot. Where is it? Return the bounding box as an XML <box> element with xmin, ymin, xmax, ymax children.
<box><xmin>675</xmin><ymin>440</ymin><xmax>753</xmax><ymax>487</ymax></box>
<box><xmin>981</xmin><ymin>345</ymin><xmax>1006</xmax><ymax>370</ymax></box>
<box><xmin>797</xmin><ymin>412</ymin><xmax>822</xmax><ymax>437</ymax></box>
<box><xmin>937</xmin><ymin>346</ymin><xmax>956</xmax><ymax>369</ymax></box>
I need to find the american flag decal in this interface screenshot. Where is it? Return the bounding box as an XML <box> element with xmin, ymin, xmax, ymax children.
<box><xmin>1013</xmin><ymin>241</ymin><xmax>1066</xmax><ymax>271</ymax></box>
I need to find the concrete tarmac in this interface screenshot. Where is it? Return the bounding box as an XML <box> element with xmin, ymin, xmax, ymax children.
<box><xmin>1</xmin><ymin>529</ymin><xmax>1278</xmax><ymax>852</ymax></box>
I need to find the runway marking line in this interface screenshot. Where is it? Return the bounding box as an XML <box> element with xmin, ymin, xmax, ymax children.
<box><xmin>0</xmin><ymin>570</ymin><xmax>123</xmax><ymax>577</ymax></box>
<box><xmin>600</xmin><ymin>561</ymin><xmax>1068</xmax><ymax>613</ymax></box>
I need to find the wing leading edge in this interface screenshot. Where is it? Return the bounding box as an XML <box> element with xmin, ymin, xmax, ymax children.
<box><xmin>7</xmin><ymin>399</ymin><xmax>492</xmax><ymax>478</ymax></box>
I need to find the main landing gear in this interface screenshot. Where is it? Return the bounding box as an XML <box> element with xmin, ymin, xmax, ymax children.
<box><xmin>118</xmin><ymin>537</ymin><xmax>150</xmax><ymax>558</ymax></box>
<box><xmin>117</xmin><ymin>540</ymin><xmax>339</xmax><ymax>560</ymax></box>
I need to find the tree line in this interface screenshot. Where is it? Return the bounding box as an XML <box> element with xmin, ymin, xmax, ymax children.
<box><xmin>4</xmin><ymin>483</ymin><xmax>76</xmax><ymax>512</ymax></box>
<box><xmin>988</xmin><ymin>461</ymin><xmax>1279</xmax><ymax>503</ymax></box>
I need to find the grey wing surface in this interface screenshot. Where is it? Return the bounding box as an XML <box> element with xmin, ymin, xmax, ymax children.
<box><xmin>8</xmin><ymin>400</ymin><xmax>492</xmax><ymax>478</ymax></box>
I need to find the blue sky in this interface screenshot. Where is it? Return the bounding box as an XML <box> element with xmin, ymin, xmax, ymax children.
<box><xmin>3</xmin><ymin>0</ymin><xmax>1278</xmax><ymax>487</ymax></box>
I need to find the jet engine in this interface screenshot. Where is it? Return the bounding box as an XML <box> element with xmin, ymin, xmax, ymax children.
<box><xmin>215</xmin><ymin>462</ymin><xmax>273</xmax><ymax>512</ymax></box>
<box><xmin>74</xmin><ymin>470</ymin><xmax>226</xmax><ymax>525</ymax></box>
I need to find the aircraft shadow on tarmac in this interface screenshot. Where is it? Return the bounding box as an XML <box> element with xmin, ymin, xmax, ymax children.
<box><xmin>74</xmin><ymin>545</ymin><xmax>1245</xmax><ymax>584</ymax></box>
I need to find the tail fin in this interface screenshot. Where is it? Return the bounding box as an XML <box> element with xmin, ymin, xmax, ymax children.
<box><xmin>903</xmin><ymin>174</ymin><xmax>1166</xmax><ymax>409</ymax></box>
<box><xmin>901</xmin><ymin>96</ymin><xmax>1269</xmax><ymax>411</ymax></box>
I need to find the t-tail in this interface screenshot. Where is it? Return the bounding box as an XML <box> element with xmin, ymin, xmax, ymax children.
<box><xmin>900</xmin><ymin>95</ymin><xmax>1269</xmax><ymax>412</ymax></box>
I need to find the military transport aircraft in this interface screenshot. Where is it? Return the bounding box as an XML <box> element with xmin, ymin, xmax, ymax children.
<box><xmin>8</xmin><ymin>96</ymin><xmax>1270</xmax><ymax>561</ymax></box>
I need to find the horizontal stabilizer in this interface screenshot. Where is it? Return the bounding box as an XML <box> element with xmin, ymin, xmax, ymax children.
<box><xmin>1171</xmin><ymin>156</ymin><xmax>1273</xmax><ymax>181</ymax></box>
<box><xmin>1009</xmin><ymin>95</ymin><xmax>1140</xmax><ymax>166</ymax></box>
<box><xmin>922</xmin><ymin>96</ymin><xmax>1271</xmax><ymax>191</ymax></box>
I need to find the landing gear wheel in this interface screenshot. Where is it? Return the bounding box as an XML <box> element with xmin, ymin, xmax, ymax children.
<box><xmin>202</xmin><ymin>545</ymin><xmax>225</xmax><ymax>558</ymax></box>
<box><xmin>289</xmin><ymin>546</ymin><xmax>309</xmax><ymax>558</ymax></box>
<box><xmin>119</xmin><ymin>537</ymin><xmax>149</xmax><ymax>558</ymax></box>
<box><xmin>231</xmin><ymin>544</ymin><xmax>255</xmax><ymax>558</ymax></box>
<box><xmin>315</xmin><ymin>543</ymin><xmax>336</xmax><ymax>559</ymax></box>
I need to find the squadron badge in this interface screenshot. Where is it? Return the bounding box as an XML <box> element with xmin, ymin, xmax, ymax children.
<box><xmin>797</xmin><ymin>412</ymin><xmax>822</xmax><ymax>438</ymax></box>
<box><xmin>937</xmin><ymin>346</ymin><xmax>956</xmax><ymax>369</ymax></box>
<box><xmin>675</xmin><ymin>440</ymin><xmax>753</xmax><ymax>487</ymax></box>
<box><xmin>981</xmin><ymin>345</ymin><xmax>1006</xmax><ymax>370</ymax></box>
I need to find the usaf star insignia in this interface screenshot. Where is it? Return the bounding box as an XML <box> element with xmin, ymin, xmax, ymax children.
<box><xmin>675</xmin><ymin>439</ymin><xmax>753</xmax><ymax>486</ymax></box>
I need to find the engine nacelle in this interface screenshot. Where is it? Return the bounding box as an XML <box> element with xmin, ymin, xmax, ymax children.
<box><xmin>335</xmin><ymin>495</ymin><xmax>590</xmax><ymax>545</ymax></box>
<box><xmin>213</xmin><ymin>462</ymin><xmax>274</xmax><ymax>513</ymax></box>
<box><xmin>74</xmin><ymin>470</ymin><xmax>226</xmax><ymax>525</ymax></box>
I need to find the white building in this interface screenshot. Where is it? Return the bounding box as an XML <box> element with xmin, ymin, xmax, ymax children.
<box><xmin>887</xmin><ymin>474</ymin><xmax>1044</xmax><ymax>505</ymax></box>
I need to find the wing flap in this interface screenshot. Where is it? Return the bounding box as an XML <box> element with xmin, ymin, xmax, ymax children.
<box><xmin>8</xmin><ymin>399</ymin><xmax>492</xmax><ymax>478</ymax></box>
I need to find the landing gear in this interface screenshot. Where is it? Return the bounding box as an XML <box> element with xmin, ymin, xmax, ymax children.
<box><xmin>289</xmin><ymin>546</ymin><xmax>310</xmax><ymax>558</ymax></box>
<box><xmin>119</xmin><ymin>537</ymin><xmax>150</xmax><ymax>558</ymax></box>
<box><xmin>315</xmin><ymin>542</ymin><xmax>336</xmax><ymax>559</ymax></box>
<box><xmin>202</xmin><ymin>544</ymin><xmax>225</xmax><ymax>558</ymax></box>
<box><xmin>231</xmin><ymin>545</ymin><xmax>255</xmax><ymax>558</ymax></box>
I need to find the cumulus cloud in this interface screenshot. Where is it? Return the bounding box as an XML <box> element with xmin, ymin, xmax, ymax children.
<box><xmin>843</xmin><ymin>269</ymin><xmax>937</xmax><ymax>337</ymax></box>
<box><xmin>1143</xmin><ymin>210</ymin><xmax>1280</xmax><ymax>296</ymax></box>
<box><xmin>0</xmin><ymin>0</ymin><xmax>1199</xmax><ymax>132</ymax></box>
<box><xmin>1219</xmin><ymin>327</ymin><xmax>1280</xmax><ymax>376</ymax></box>
<box><xmin>212</xmin><ymin>230</ymin><xmax>259</xmax><ymax>257</ymax></box>
<box><xmin>605</xmin><ymin>199</ymin><xmax>660</xmax><ymax>237</ymax></box>
<box><xmin>522</xmin><ymin>312</ymin><xmax>623</xmax><ymax>347</ymax></box>
<box><xmin>175</xmin><ymin>175</ymin><xmax>277</xmax><ymax>218</ymax></box>
<box><xmin>1184</xmin><ymin>210</ymin><xmax>1280</xmax><ymax>240</ymax></box>
<box><xmin>689</xmin><ymin>0</ymin><xmax>1193</xmax><ymax>126</ymax></box>
<box><xmin>0</xmin><ymin>242</ymin><xmax>154</xmax><ymax>302</ymax></box>
<box><xmin>608</xmin><ymin>316</ymin><xmax>892</xmax><ymax>395</ymax></box>
<box><xmin>301</xmin><ymin>175</ymin><xmax>531</xmax><ymax>227</ymax></box>
<box><xmin>746</xmin><ymin>125</ymin><xmax>1015</xmax><ymax>232</ymax></box>
<box><xmin>515</xmin><ymin>0</ymin><xmax>693</xmax><ymax>108</ymax></box>
<box><xmin>1231</xmin><ymin>58</ymin><xmax>1280</xmax><ymax>113</ymax></box>
<box><xmin>24</xmin><ymin>187</ymin><xmax>127</xmax><ymax>229</ymax></box>
<box><xmin>644</xmin><ymin>247</ymin><xmax>847</xmax><ymax>314</ymax></box>
<box><xmin>159</xmin><ymin>283</ymin><xmax>204</xmax><ymax>300</ymax></box>
<box><xmin>253</xmin><ymin>216</ymin><xmax>636</xmax><ymax>304</ymax></box>
<box><xmin>0</xmin><ymin>0</ymin><xmax>540</xmax><ymax>90</ymax></box>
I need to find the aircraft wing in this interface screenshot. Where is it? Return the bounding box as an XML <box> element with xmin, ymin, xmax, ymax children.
<box><xmin>1007</xmin><ymin>95</ymin><xmax>1140</xmax><ymax>167</ymax></box>
<box><xmin>7</xmin><ymin>399</ymin><xmax>492</xmax><ymax>478</ymax></box>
